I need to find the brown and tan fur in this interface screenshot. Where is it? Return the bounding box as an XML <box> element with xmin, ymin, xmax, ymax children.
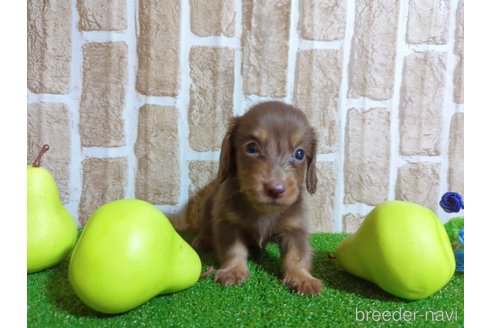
<box><xmin>192</xmin><ymin>101</ymin><xmax>322</xmax><ymax>295</ymax></box>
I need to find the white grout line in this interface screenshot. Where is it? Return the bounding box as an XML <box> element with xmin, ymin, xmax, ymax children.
<box><xmin>27</xmin><ymin>91</ymin><xmax>72</xmax><ymax>104</ymax></box>
<box><xmin>346</xmin><ymin>97</ymin><xmax>393</xmax><ymax>110</ymax></box>
<box><xmin>176</xmin><ymin>0</ymin><xmax>193</xmax><ymax>222</ymax></box>
<box><xmin>123</xmin><ymin>0</ymin><xmax>138</xmax><ymax>200</ymax></box>
<box><xmin>186</xmin><ymin>151</ymin><xmax>221</xmax><ymax>162</ymax></box>
<box><xmin>233</xmin><ymin>0</ymin><xmax>245</xmax><ymax>116</ymax></box>
<box><xmin>135</xmin><ymin>94</ymin><xmax>177</xmax><ymax>107</ymax></box>
<box><xmin>316</xmin><ymin>153</ymin><xmax>338</xmax><ymax>162</ymax></box>
<box><xmin>187</xmin><ymin>35</ymin><xmax>240</xmax><ymax>48</ymax></box>
<box><xmin>65</xmin><ymin>0</ymin><xmax>84</xmax><ymax>226</ymax></box>
<box><xmin>298</xmin><ymin>39</ymin><xmax>344</xmax><ymax>50</ymax></box>
<box><xmin>81</xmin><ymin>147</ymin><xmax>129</xmax><ymax>159</ymax></box>
<box><xmin>399</xmin><ymin>155</ymin><xmax>444</xmax><ymax>164</ymax></box>
<box><xmin>407</xmin><ymin>43</ymin><xmax>450</xmax><ymax>53</ymax></box>
<box><xmin>82</xmin><ymin>31</ymin><xmax>128</xmax><ymax>43</ymax></box>
<box><xmin>343</xmin><ymin>203</ymin><xmax>375</xmax><ymax>217</ymax></box>
<box><xmin>285</xmin><ymin>0</ymin><xmax>300</xmax><ymax>104</ymax></box>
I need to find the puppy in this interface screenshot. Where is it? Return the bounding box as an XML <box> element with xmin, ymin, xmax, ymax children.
<box><xmin>192</xmin><ymin>101</ymin><xmax>321</xmax><ymax>295</ymax></box>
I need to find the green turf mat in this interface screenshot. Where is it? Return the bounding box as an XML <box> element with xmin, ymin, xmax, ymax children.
<box><xmin>27</xmin><ymin>233</ymin><xmax>464</xmax><ymax>327</ymax></box>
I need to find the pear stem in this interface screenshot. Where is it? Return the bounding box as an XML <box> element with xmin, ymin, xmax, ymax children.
<box><xmin>33</xmin><ymin>144</ymin><xmax>50</xmax><ymax>167</ymax></box>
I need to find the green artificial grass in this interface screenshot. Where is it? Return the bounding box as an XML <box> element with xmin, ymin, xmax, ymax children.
<box><xmin>444</xmin><ymin>217</ymin><xmax>464</xmax><ymax>243</ymax></box>
<box><xmin>28</xmin><ymin>233</ymin><xmax>464</xmax><ymax>327</ymax></box>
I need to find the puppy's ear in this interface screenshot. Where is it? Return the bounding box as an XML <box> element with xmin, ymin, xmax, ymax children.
<box><xmin>218</xmin><ymin>117</ymin><xmax>240</xmax><ymax>183</ymax></box>
<box><xmin>306</xmin><ymin>129</ymin><xmax>318</xmax><ymax>194</ymax></box>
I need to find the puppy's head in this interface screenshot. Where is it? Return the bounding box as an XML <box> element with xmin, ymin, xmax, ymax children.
<box><xmin>218</xmin><ymin>102</ymin><xmax>318</xmax><ymax>212</ymax></box>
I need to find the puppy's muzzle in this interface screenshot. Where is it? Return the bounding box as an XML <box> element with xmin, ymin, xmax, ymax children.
<box><xmin>264</xmin><ymin>181</ymin><xmax>286</xmax><ymax>199</ymax></box>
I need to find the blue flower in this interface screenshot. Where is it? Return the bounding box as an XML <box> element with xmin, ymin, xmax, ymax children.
<box><xmin>455</xmin><ymin>249</ymin><xmax>464</xmax><ymax>272</ymax></box>
<box><xmin>458</xmin><ymin>228</ymin><xmax>464</xmax><ymax>244</ymax></box>
<box><xmin>439</xmin><ymin>192</ymin><xmax>464</xmax><ymax>213</ymax></box>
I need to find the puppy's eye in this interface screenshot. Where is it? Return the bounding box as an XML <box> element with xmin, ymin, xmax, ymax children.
<box><xmin>245</xmin><ymin>142</ymin><xmax>260</xmax><ymax>155</ymax></box>
<box><xmin>294</xmin><ymin>149</ymin><xmax>305</xmax><ymax>161</ymax></box>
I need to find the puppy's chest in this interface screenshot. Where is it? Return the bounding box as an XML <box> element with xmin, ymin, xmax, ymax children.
<box><xmin>241</xmin><ymin>214</ymin><xmax>282</xmax><ymax>247</ymax></box>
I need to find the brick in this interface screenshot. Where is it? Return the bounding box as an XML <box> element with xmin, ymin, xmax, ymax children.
<box><xmin>134</xmin><ymin>105</ymin><xmax>180</xmax><ymax>205</ymax></box>
<box><xmin>27</xmin><ymin>0</ymin><xmax>71</xmax><ymax>94</ymax></box>
<box><xmin>188</xmin><ymin>161</ymin><xmax>219</xmax><ymax>194</ymax></box>
<box><xmin>189</xmin><ymin>46</ymin><xmax>234</xmax><ymax>151</ymax></box>
<box><xmin>79</xmin><ymin>158</ymin><xmax>127</xmax><ymax>225</ymax></box>
<box><xmin>242</xmin><ymin>0</ymin><xmax>290</xmax><ymax>97</ymax></box>
<box><xmin>453</xmin><ymin>56</ymin><xmax>464</xmax><ymax>105</ymax></box>
<box><xmin>136</xmin><ymin>0</ymin><xmax>180</xmax><ymax>96</ymax></box>
<box><xmin>348</xmin><ymin>0</ymin><xmax>399</xmax><ymax>100</ymax></box>
<box><xmin>399</xmin><ymin>52</ymin><xmax>446</xmax><ymax>155</ymax></box>
<box><xmin>454</xmin><ymin>0</ymin><xmax>464</xmax><ymax>54</ymax></box>
<box><xmin>184</xmin><ymin>161</ymin><xmax>219</xmax><ymax>229</ymax></box>
<box><xmin>448</xmin><ymin>113</ymin><xmax>464</xmax><ymax>196</ymax></box>
<box><xmin>396</xmin><ymin>162</ymin><xmax>441</xmax><ymax>212</ymax></box>
<box><xmin>27</xmin><ymin>103</ymin><xmax>71</xmax><ymax>203</ymax></box>
<box><xmin>294</xmin><ymin>49</ymin><xmax>342</xmax><ymax>153</ymax></box>
<box><xmin>190</xmin><ymin>0</ymin><xmax>235</xmax><ymax>37</ymax></box>
<box><xmin>78</xmin><ymin>0</ymin><xmax>127</xmax><ymax>31</ymax></box>
<box><xmin>453</xmin><ymin>0</ymin><xmax>464</xmax><ymax>104</ymax></box>
<box><xmin>406</xmin><ymin>0</ymin><xmax>450</xmax><ymax>44</ymax></box>
<box><xmin>342</xmin><ymin>214</ymin><xmax>365</xmax><ymax>233</ymax></box>
<box><xmin>79</xmin><ymin>42</ymin><xmax>127</xmax><ymax>147</ymax></box>
<box><xmin>298</xmin><ymin>0</ymin><xmax>345</xmax><ymax>41</ymax></box>
<box><xmin>305</xmin><ymin>161</ymin><xmax>336</xmax><ymax>232</ymax></box>
<box><xmin>344</xmin><ymin>108</ymin><xmax>390</xmax><ymax>205</ymax></box>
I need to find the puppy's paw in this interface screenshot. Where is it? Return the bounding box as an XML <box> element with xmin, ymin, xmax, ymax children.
<box><xmin>283</xmin><ymin>273</ymin><xmax>322</xmax><ymax>296</ymax></box>
<box><xmin>214</xmin><ymin>266</ymin><xmax>250</xmax><ymax>286</ymax></box>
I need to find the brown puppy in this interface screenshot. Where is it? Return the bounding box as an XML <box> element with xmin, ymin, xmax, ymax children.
<box><xmin>192</xmin><ymin>101</ymin><xmax>321</xmax><ymax>295</ymax></box>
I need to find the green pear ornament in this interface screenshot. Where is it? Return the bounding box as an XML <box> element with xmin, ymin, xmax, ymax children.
<box><xmin>27</xmin><ymin>144</ymin><xmax>78</xmax><ymax>273</ymax></box>
<box><xmin>68</xmin><ymin>199</ymin><xmax>202</xmax><ymax>314</ymax></box>
<box><xmin>336</xmin><ymin>201</ymin><xmax>455</xmax><ymax>300</ymax></box>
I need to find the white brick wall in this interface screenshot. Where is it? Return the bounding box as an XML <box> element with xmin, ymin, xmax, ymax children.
<box><xmin>27</xmin><ymin>0</ymin><xmax>464</xmax><ymax>230</ymax></box>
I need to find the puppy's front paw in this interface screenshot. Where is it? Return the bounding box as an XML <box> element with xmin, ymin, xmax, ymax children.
<box><xmin>214</xmin><ymin>266</ymin><xmax>250</xmax><ymax>286</ymax></box>
<box><xmin>284</xmin><ymin>273</ymin><xmax>322</xmax><ymax>296</ymax></box>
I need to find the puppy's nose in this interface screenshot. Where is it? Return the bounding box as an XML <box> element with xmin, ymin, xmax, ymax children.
<box><xmin>264</xmin><ymin>181</ymin><xmax>286</xmax><ymax>199</ymax></box>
